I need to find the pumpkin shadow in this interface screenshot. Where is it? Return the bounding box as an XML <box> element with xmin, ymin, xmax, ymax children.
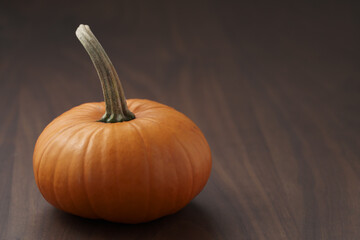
<box><xmin>48</xmin><ymin>201</ymin><xmax>216</xmax><ymax>239</ymax></box>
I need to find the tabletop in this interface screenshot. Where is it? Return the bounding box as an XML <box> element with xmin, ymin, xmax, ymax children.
<box><xmin>1</xmin><ymin>1</ymin><xmax>359</xmax><ymax>239</ymax></box>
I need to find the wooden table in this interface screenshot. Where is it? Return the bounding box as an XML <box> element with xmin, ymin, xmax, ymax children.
<box><xmin>1</xmin><ymin>1</ymin><xmax>359</xmax><ymax>239</ymax></box>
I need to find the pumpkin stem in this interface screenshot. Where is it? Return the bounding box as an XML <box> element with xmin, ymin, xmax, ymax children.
<box><xmin>75</xmin><ymin>24</ymin><xmax>135</xmax><ymax>123</ymax></box>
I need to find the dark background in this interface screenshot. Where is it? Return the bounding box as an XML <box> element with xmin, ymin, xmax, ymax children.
<box><xmin>1</xmin><ymin>1</ymin><xmax>360</xmax><ymax>239</ymax></box>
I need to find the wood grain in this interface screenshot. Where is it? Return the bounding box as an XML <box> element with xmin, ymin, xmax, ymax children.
<box><xmin>0</xmin><ymin>0</ymin><xmax>359</xmax><ymax>239</ymax></box>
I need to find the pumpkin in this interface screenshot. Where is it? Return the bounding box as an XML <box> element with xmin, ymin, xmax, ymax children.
<box><xmin>33</xmin><ymin>24</ymin><xmax>211</xmax><ymax>223</ymax></box>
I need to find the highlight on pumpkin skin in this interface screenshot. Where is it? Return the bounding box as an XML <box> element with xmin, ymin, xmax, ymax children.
<box><xmin>76</xmin><ymin>24</ymin><xmax>135</xmax><ymax>123</ymax></box>
<box><xmin>32</xmin><ymin>24</ymin><xmax>212</xmax><ymax>224</ymax></box>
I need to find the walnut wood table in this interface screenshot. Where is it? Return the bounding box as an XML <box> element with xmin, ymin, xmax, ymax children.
<box><xmin>0</xmin><ymin>1</ymin><xmax>359</xmax><ymax>239</ymax></box>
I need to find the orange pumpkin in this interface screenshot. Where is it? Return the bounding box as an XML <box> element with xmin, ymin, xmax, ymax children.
<box><xmin>33</xmin><ymin>24</ymin><xmax>211</xmax><ymax>223</ymax></box>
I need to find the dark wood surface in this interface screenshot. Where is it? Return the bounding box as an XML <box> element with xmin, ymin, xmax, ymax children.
<box><xmin>1</xmin><ymin>1</ymin><xmax>359</xmax><ymax>239</ymax></box>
